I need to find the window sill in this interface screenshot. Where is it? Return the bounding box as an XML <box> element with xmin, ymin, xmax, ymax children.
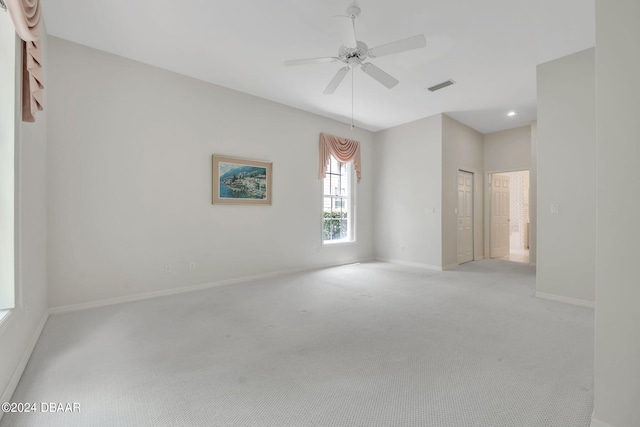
<box><xmin>0</xmin><ymin>309</ymin><xmax>12</xmax><ymax>332</ymax></box>
<box><xmin>323</xmin><ymin>240</ymin><xmax>357</xmax><ymax>247</ymax></box>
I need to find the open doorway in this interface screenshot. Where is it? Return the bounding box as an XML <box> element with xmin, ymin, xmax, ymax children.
<box><xmin>489</xmin><ymin>170</ymin><xmax>530</xmax><ymax>264</ymax></box>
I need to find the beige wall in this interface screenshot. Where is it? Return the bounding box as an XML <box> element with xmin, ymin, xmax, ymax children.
<box><xmin>47</xmin><ymin>37</ymin><xmax>375</xmax><ymax>309</ymax></box>
<box><xmin>0</xmin><ymin>20</ymin><xmax>49</xmax><ymax>413</ymax></box>
<box><xmin>442</xmin><ymin>114</ymin><xmax>484</xmax><ymax>268</ymax></box>
<box><xmin>483</xmin><ymin>125</ymin><xmax>531</xmax><ymax>173</ymax></box>
<box><xmin>536</xmin><ymin>48</ymin><xmax>596</xmax><ymax>304</ymax></box>
<box><xmin>373</xmin><ymin>114</ymin><xmax>483</xmax><ymax>270</ymax></box>
<box><xmin>593</xmin><ymin>1</ymin><xmax>640</xmax><ymax>426</ymax></box>
<box><xmin>373</xmin><ymin>114</ymin><xmax>443</xmax><ymax>268</ymax></box>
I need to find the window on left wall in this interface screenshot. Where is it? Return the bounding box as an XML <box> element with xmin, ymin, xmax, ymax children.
<box><xmin>0</xmin><ymin>10</ymin><xmax>17</xmax><ymax>314</ymax></box>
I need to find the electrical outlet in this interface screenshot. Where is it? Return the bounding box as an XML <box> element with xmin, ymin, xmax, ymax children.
<box><xmin>189</xmin><ymin>262</ymin><xmax>196</xmax><ymax>271</ymax></box>
<box><xmin>164</xmin><ymin>265</ymin><xmax>172</xmax><ymax>273</ymax></box>
<box><xmin>551</xmin><ymin>204</ymin><xmax>559</xmax><ymax>214</ymax></box>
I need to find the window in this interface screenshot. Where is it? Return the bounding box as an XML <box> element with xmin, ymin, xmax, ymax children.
<box><xmin>0</xmin><ymin>10</ymin><xmax>16</xmax><ymax>313</ymax></box>
<box><xmin>323</xmin><ymin>156</ymin><xmax>354</xmax><ymax>243</ymax></box>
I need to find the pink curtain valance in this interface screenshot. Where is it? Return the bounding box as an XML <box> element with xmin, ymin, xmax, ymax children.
<box><xmin>6</xmin><ymin>0</ymin><xmax>44</xmax><ymax>122</ymax></box>
<box><xmin>6</xmin><ymin>0</ymin><xmax>41</xmax><ymax>41</ymax></box>
<box><xmin>318</xmin><ymin>132</ymin><xmax>361</xmax><ymax>183</ymax></box>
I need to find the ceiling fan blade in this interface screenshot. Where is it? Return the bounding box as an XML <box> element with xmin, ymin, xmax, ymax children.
<box><xmin>336</xmin><ymin>16</ymin><xmax>357</xmax><ymax>49</ymax></box>
<box><xmin>323</xmin><ymin>67</ymin><xmax>350</xmax><ymax>94</ymax></box>
<box><xmin>368</xmin><ymin>34</ymin><xmax>427</xmax><ymax>58</ymax></box>
<box><xmin>284</xmin><ymin>57</ymin><xmax>340</xmax><ymax>66</ymax></box>
<box><xmin>361</xmin><ymin>63</ymin><xmax>399</xmax><ymax>89</ymax></box>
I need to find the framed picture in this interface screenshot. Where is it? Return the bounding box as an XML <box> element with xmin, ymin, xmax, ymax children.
<box><xmin>212</xmin><ymin>155</ymin><xmax>272</xmax><ymax>205</ymax></box>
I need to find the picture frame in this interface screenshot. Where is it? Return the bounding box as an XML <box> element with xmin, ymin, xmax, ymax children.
<box><xmin>212</xmin><ymin>155</ymin><xmax>272</xmax><ymax>205</ymax></box>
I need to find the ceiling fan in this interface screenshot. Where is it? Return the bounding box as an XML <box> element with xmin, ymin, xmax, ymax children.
<box><xmin>284</xmin><ymin>5</ymin><xmax>427</xmax><ymax>95</ymax></box>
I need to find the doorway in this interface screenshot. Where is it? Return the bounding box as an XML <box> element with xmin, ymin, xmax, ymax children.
<box><xmin>489</xmin><ymin>170</ymin><xmax>530</xmax><ymax>264</ymax></box>
<box><xmin>457</xmin><ymin>170</ymin><xmax>474</xmax><ymax>264</ymax></box>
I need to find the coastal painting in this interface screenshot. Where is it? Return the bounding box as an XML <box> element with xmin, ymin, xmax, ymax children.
<box><xmin>212</xmin><ymin>155</ymin><xmax>272</xmax><ymax>205</ymax></box>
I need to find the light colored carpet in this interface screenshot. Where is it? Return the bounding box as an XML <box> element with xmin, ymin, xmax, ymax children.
<box><xmin>1</xmin><ymin>260</ymin><xmax>593</xmax><ymax>427</ymax></box>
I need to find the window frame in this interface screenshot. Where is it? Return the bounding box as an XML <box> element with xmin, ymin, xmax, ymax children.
<box><xmin>0</xmin><ymin>11</ymin><xmax>18</xmax><ymax>318</ymax></box>
<box><xmin>321</xmin><ymin>155</ymin><xmax>356</xmax><ymax>246</ymax></box>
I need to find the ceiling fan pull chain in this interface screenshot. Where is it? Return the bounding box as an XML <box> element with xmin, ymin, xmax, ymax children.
<box><xmin>351</xmin><ymin>69</ymin><xmax>355</xmax><ymax>131</ymax></box>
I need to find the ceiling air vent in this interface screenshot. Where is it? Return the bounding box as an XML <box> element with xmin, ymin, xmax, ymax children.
<box><xmin>427</xmin><ymin>79</ymin><xmax>456</xmax><ymax>92</ymax></box>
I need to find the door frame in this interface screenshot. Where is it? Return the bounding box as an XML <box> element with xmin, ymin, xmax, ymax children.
<box><xmin>484</xmin><ymin>168</ymin><xmax>530</xmax><ymax>260</ymax></box>
<box><xmin>457</xmin><ymin>169</ymin><xmax>475</xmax><ymax>264</ymax></box>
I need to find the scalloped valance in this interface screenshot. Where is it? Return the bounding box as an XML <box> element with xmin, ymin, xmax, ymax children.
<box><xmin>318</xmin><ymin>132</ymin><xmax>361</xmax><ymax>183</ymax></box>
<box><xmin>6</xmin><ymin>0</ymin><xmax>44</xmax><ymax>122</ymax></box>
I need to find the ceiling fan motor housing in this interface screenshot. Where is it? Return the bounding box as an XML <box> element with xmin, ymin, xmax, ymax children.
<box><xmin>339</xmin><ymin>41</ymin><xmax>369</xmax><ymax>64</ymax></box>
<box><xmin>346</xmin><ymin>5</ymin><xmax>361</xmax><ymax>18</ymax></box>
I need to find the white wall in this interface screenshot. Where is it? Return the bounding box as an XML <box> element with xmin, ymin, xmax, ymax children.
<box><xmin>483</xmin><ymin>125</ymin><xmax>531</xmax><ymax>173</ymax></box>
<box><xmin>373</xmin><ymin>114</ymin><xmax>443</xmax><ymax>269</ymax></box>
<box><xmin>536</xmin><ymin>48</ymin><xmax>596</xmax><ymax>303</ymax></box>
<box><xmin>47</xmin><ymin>37</ymin><xmax>375</xmax><ymax>309</ymax></box>
<box><xmin>442</xmin><ymin>114</ymin><xmax>484</xmax><ymax>268</ymax></box>
<box><xmin>0</xmin><ymin>20</ymin><xmax>49</xmax><ymax>412</ymax></box>
<box><xmin>593</xmin><ymin>1</ymin><xmax>640</xmax><ymax>426</ymax></box>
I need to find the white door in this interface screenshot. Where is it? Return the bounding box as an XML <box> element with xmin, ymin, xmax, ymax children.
<box><xmin>457</xmin><ymin>171</ymin><xmax>474</xmax><ymax>264</ymax></box>
<box><xmin>490</xmin><ymin>174</ymin><xmax>510</xmax><ymax>258</ymax></box>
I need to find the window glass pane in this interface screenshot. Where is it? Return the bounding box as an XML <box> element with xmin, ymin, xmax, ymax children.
<box><xmin>323</xmin><ymin>155</ymin><xmax>353</xmax><ymax>243</ymax></box>
<box><xmin>339</xmin><ymin>219</ymin><xmax>348</xmax><ymax>239</ymax></box>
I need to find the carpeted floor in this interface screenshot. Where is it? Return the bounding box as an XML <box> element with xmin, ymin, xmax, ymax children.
<box><xmin>1</xmin><ymin>260</ymin><xmax>594</xmax><ymax>427</ymax></box>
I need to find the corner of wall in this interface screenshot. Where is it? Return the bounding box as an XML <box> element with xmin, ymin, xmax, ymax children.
<box><xmin>529</xmin><ymin>121</ymin><xmax>537</xmax><ymax>266</ymax></box>
<box><xmin>441</xmin><ymin>115</ymin><xmax>484</xmax><ymax>267</ymax></box>
<box><xmin>536</xmin><ymin>48</ymin><xmax>596</xmax><ymax>302</ymax></box>
<box><xmin>372</xmin><ymin>114</ymin><xmax>443</xmax><ymax>267</ymax></box>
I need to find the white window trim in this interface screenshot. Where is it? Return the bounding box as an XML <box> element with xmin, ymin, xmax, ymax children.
<box><xmin>0</xmin><ymin>11</ymin><xmax>18</xmax><ymax>318</ymax></box>
<box><xmin>321</xmin><ymin>159</ymin><xmax>357</xmax><ymax>246</ymax></box>
<box><xmin>0</xmin><ymin>310</ymin><xmax>12</xmax><ymax>331</ymax></box>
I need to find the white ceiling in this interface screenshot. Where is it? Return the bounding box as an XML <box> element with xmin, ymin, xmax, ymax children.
<box><xmin>41</xmin><ymin>0</ymin><xmax>594</xmax><ymax>134</ymax></box>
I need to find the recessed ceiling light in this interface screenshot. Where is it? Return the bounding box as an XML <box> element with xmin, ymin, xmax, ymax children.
<box><xmin>507</xmin><ymin>111</ymin><xmax>518</xmax><ymax>117</ymax></box>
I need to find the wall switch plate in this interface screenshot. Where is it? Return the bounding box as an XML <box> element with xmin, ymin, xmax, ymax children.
<box><xmin>551</xmin><ymin>204</ymin><xmax>559</xmax><ymax>214</ymax></box>
<box><xmin>189</xmin><ymin>262</ymin><xmax>196</xmax><ymax>271</ymax></box>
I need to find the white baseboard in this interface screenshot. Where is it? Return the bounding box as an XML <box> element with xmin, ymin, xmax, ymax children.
<box><xmin>535</xmin><ymin>291</ymin><xmax>595</xmax><ymax>309</ymax></box>
<box><xmin>50</xmin><ymin>258</ymin><xmax>374</xmax><ymax>315</ymax></box>
<box><xmin>0</xmin><ymin>311</ymin><xmax>49</xmax><ymax>414</ymax></box>
<box><xmin>590</xmin><ymin>417</ymin><xmax>616</xmax><ymax>427</ymax></box>
<box><xmin>375</xmin><ymin>257</ymin><xmax>443</xmax><ymax>271</ymax></box>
